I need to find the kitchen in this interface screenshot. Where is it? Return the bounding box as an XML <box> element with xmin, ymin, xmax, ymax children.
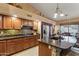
<box><xmin>0</xmin><ymin>3</ymin><xmax>56</xmax><ymax>56</ymax></box>
<box><xmin>0</xmin><ymin>3</ymin><xmax>79</xmax><ymax>56</ymax></box>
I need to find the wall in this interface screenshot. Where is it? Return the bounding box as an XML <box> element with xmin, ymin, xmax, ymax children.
<box><xmin>54</xmin><ymin>25</ymin><xmax>60</xmax><ymax>34</ymax></box>
<box><xmin>0</xmin><ymin>30</ymin><xmax>21</xmax><ymax>36</ymax></box>
<box><xmin>20</xmin><ymin>3</ymin><xmax>40</xmax><ymax>15</ymax></box>
<box><xmin>33</xmin><ymin>20</ymin><xmax>41</xmax><ymax>39</ymax></box>
<box><xmin>13</xmin><ymin>3</ymin><xmax>41</xmax><ymax>15</ymax></box>
<box><xmin>54</xmin><ymin>17</ymin><xmax>79</xmax><ymax>34</ymax></box>
<box><xmin>56</xmin><ymin>17</ymin><xmax>79</xmax><ymax>25</ymax></box>
<box><xmin>0</xmin><ymin>3</ymin><xmax>56</xmax><ymax>25</ymax></box>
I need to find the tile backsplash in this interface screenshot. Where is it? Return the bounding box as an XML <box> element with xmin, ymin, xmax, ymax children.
<box><xmin>0</xmin><ymin>30</ymin><xmax>22</xmax><ymax>36</ymax></box>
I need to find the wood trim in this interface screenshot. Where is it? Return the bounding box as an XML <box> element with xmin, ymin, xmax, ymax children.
<box><xmin>2</xmin><ymin>15</ymin><xmax>4</xmax><ymax>29</ymax></box>
<box><xmin>0</xmin><ymin>14</ymin><xmax>33</xmax><ymax>22</ymax></box>
<box><xmin>8</xmin><ymin>3</ymin><xmax>23</xmax><ymax>9</ymax></box>
<box><xmin>56</xmin><ymin>17</ymin><xmax>79</xmax><ymax>25</ymax></box>
<box><xmin>0</xmin><ymin>15</ymin><xmax>3</xmax><ymax>29</ymax></box>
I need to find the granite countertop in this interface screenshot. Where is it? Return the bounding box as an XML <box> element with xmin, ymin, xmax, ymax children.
<box><xmin>0</xmin><ymin>34</ymin><xmax>34</xmax><ymax>40</ymax></box>
<box><xmin>0</xmin><ymin>34</ymin><xmax>74</xmax><ymax>49</ymax></box>
<box><xmin>39</xmin><ymin>40</ymin><xmax>74</xmax><ymax>49</ymax></box>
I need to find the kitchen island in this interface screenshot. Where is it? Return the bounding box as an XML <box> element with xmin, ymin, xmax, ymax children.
<box><xmin>38</xmin><ymin>40</ymin><xmax>74</xmax><ymax>56</ymax></box>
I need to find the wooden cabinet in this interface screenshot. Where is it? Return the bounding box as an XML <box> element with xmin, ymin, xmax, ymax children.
<box><xmin>6</xmin><ymin>38</ymin><xmax>25</xmax><ymax>55</ymax></box>
<box><xmin>23</xmin><ymin>38</ymin><xmax>30</xmax><ymax>49</ymax></box>
<box><xmin>3</xmin><ymin>16</ymin><xmax>22</xmax><ymax>29</ymax></box>
<box><xmin>39</xmin><ymin>42</ymin><xmax>52</xmax><ymax>56</ymax></box>
<box><xmin>28</xmin><ymin>36</ymin><xmax>38</xmax><ymax>47</ymax></box>
<box><xmin>3</xmin><ymin>16</ymin><xmax>12</xmax><ymax>29</ymax></box>
<box><xmin>12</xmin><ymin>18</ymin><xmax>22</xmax><ymax>29</ymax></box>
<box><xmin>22</xmin><ymin>20</ymin><xmax>33</xmax><ymax>26</ymax></box>
<box><xmin>14</xmin><ymin>38</ymin><xmax>24</xmax><ymax>52</ymax></box>
<box><xmin>0</xmin><ymin>15</ymin><xmax>34</xmax><ymax>29</ymax></box>
<box><xmin>23</xmin><ymin>20</ymin><xmax>28</xmax><ymax>25</ymax></box>
<box><xmin>0</xmin><ymin>41</ymin><xmax>6</xmax><ymax>56</ymax></box>
<box><xmin>6</xmin><ymin>39</ymin><xmax>16</xmax><ymax>55</ymax></box>
<box><xmin>0</xmin><ymin>35</ymin><xmax>39</xmax><ymax>56</ymax></box>
<box><xmin>0</xmin><ymin>16</ymin><xmax>3</xmax><ymax>29</ymax></box>
<box><xmin>29</xmin><ymin>38</ymin><xmax>35</xmax><ymax>47</ymax></box>
<box><xmin>28</xmin><ymin>21</ymin><xmax>33</xmax><ymax>26</ymax></box>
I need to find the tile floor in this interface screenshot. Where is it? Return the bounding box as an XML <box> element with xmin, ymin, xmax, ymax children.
<box><xmin>11</xmin><ymin>46</ymin><xmax>79</xmax><ymax>56</ymax></box>
<box><xmin>12</xmin><ymin>46</ymin><xmax>38</xmax><ymax>56</ymax></box>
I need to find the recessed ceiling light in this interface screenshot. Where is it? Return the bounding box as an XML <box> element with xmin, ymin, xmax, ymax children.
<box><xmin>12</xmin><ymin>17</ymin><xmax>16</xmax><ymax>20</ymax></box>
<box><xmin>13</xmin><ymin>15</ymin><xmax>17</xmax><ymax>17</ymax></box>
<box><xmin>11</xmin><ymin>15</ymin><xmax>17</xmax><ymax>20</ymax></box>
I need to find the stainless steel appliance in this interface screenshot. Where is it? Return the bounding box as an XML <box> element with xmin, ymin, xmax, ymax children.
<box><xmin>21</xmin><ymin>25</ymin><xmax>33</xmax><ymax>35</ymax></box>
<box><xmin>41</xmin><ymin>22</ymin><xmax>53</xmax><ymax>43</ymax></box>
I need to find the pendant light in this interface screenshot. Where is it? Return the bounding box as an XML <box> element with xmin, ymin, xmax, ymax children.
<box><xmin>53</xmin><ymin>3</ymin><xmax>65</xmax><ymax>18</ymax></box>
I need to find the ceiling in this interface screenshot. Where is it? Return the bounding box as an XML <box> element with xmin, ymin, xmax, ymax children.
<box><xmin>31</xmin><ymin>3</ymin><xmax>79</xmax><ymax>20</ymax></box>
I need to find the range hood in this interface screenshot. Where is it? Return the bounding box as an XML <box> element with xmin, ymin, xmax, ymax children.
<box><xmin>21</xmin><ymin>25</ymin><xmax>33</xmax><ymax>30</ymax></box>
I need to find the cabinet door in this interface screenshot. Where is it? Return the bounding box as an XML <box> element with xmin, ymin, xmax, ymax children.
<box><xmin>23</xmin><ymin>38</ymin><xmax>30</xmax><ymax>49</ymax></box>
<box><xmin>3</xmin><ymin>16</ymin><xmax>12</xmax><ymax>29</ymax></box>
<box><xmin>6</xmin><ymin>38</ymin><xmax>24</xmax><ymax>55</ymax></box>
<box><xmin>28</xmin><ymin>36</ymin><xmax>37</xmax><ymax>47</ymax></box>
<box><xmin>0</xmin><ymin>41</ymin><xmax>6</xmax><ymax>56</ymax></box>
<box><xmin>23</xmin><ymin>20</ymin><xmax>28</xmax><ymax>26</ymax></box>
<box><xmin>28</xmin><ymin>21</ymin><xmax>33</xmax><ymax>26</ymax></box>
<box><xmin>14</xmin><ymin>38</ymin><xmax>24</xmax><ymax>52</ymax></box>
<box><xmin>39</xmin><ymin>42</ymin><xmax>52</xmax><ymax>56</ymax></box>
<box><xmin>0</xmin><ymin>16</ymin><xmax>3</xmax><ymax>29</ymax></box>
<box><xmin>12</xmin><ymin>18</ymin><xmax>22</xmax><ymax>29</ymax></box>
<box><xmin>22</xmin><ymin>20</ymin><xmax>33</xmax><ymax>26</ymax></box>
<box><xmin>6</xmin><ymin>39</ymin><xmax>16</xmax><ymax>55</ymax></box>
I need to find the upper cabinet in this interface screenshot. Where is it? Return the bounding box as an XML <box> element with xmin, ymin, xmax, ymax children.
<box><xmin>28</xmin><ymin>21</ymin><xmax>34</xmax><ymax>26</ymax></box>
<box><xmin>12</xmin><ymin>18</ymin><xmax>22</xmax><ymax>29</ymax></box>
<box><xmin>22</xmin><ymin>19</ymin><xmax>33</xmax><ymax>26</ymax></box>
<box><xmin>3</xmin><ymin>16</ymin><xmax>12</xmax><ymax>29</ymax></box>
<box><xmin>0</xmin><ymin>15</ymin><xmax>34</xmax><ymax>29</ymax></box>
<box><xmin>3</xmin><ymin>16</ymin><xmax>22</xmax><ymax>29</ymax></box>
<box><xmin>0</xmin><ymin>16</ymin><xmax>3</xmax><ymax>29</ymax></box>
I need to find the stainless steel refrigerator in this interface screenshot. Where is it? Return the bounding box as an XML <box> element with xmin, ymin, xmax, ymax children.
<box><xmin>41</xmin><ymin>22</ymin><xmax>53</xmax><ymax>43</ymax></box>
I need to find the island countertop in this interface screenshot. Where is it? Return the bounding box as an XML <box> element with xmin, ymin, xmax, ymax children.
<box><xmin>38</xmin><ymin>40</ymin><xmax>74</xmax><ymax>49</ymax></box>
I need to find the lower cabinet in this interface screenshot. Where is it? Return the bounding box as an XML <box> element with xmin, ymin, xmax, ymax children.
<box><xmin>23</xmin><ymin>38</ymin><xmax>30</xmax><ymax>49</ymax></box>
<box><xmin>28</xmin><ymin>36</ymin><xmax>38</xmax><ymax>47</ymax></box>
<box><xmin>6</xmin><ymin>39</ymin><xmax>16</xmax><ymax>55</ymax></box>
<box><xmin>38</xmin><ymin>42</ymin><xmax>52</xmax><ymax>56</ymax></box>
<box><xmin>0</xmin><ymin>41</ymin><xmax>6</xmax><ymax>56</ymax></box>
<box><xmin>0</xmin><ymin>35</ymin><xmax>39</xmax><ymax>56</ymax></box>
<box><xmin>14</xmin><ymin>38</ymin><xmax>24</xmax><ymax>52</ymax></box>
<box><xmin>6</xmin><ymin>38</ymin><xmax>26</xmax><ymax>55</ymax></box>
